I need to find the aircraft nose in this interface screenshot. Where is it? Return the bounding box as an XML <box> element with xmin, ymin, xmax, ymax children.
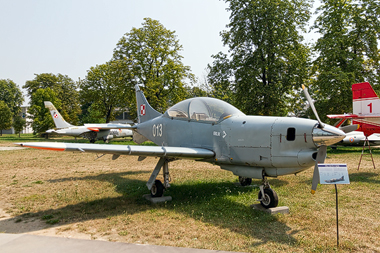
<box><xmin>312</xmin><ymin>124</ymin><xmax>346</xmax><ymax>146</ymax></box>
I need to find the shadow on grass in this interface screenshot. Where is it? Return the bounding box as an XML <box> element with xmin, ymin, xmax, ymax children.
<box><xmin>328</xmin><ymin>146</ymin><xmax>380</xmax><ymax>155</ymax></box>
<box><xmin>349</xmin><ymin>172</ymin><xmax>380</xmax><ymax>184</ymax></box>
<box><xmin>1</xmin><ymin>171</ymin><xmax>297</xmax><ymax>247</ymax></box>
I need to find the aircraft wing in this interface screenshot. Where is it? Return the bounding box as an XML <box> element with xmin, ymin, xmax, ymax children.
<box><xmin>327</xmin><ymin>114</ymin><xmax>359</xmax><ymax>119</ymax></box>
<box><xmin>84</xmin><ymin>124</ymin><xmax>136</xmax><ymax>131</ymax></box>
<box><xmin>328</xmin><ymin>114</ymin><xmax>380</xmax><ymax>119</ymax></box>
<box><xmin>16</xmin><ymin>142</ymin><xmax>215</xmax><ymax>160</ymax></box>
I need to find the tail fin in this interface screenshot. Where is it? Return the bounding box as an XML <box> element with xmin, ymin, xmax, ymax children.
<box><xmin>135</xmin><ymin>85</ymin><xmax>162</xmax><ymax>123</ymax></box>
<box><xmin>44</xmin><ymin>101</ymin><xmax>73</xmax><ymax>129</ymax></box>
<box><xmin>352</xmin><ymin>82</ymin><xmax>380</xmax><ymax>116</ymax></box>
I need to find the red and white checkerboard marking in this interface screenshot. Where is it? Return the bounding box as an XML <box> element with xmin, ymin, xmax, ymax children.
<box><xmin>140</xmin><ymin>104</ymin><xmax>146</xmax><ymax>116</ymax></box>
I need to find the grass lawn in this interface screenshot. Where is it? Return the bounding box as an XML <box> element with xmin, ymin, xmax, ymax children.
<box><xmin>0</xmin><ymin>134</ymin><xmax>379</xmax><ymax>252</ymax></box>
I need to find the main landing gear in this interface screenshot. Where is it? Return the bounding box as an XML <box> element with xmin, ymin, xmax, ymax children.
<box><xmin>238</xmin><ymin>175</ymin><xmax>278</xmax><ymax>209</ymax></box>
<box><xmin>258</xmin><ymin>177</ymin><xmax>278</xmax><ymax>208</ymax></box>
<box><xmin>147</xmin><ymin>157</ymin><xmax>171</xmax><ymax>198</ymax></box>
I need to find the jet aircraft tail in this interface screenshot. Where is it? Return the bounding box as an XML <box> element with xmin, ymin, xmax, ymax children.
<box><xmin>353</xmin><ymin>82</ymin><xmax>380</xmax><ymax>116</ymax></box>
<box><xmin>135</xmin><ymin>85</ymin><xmax>162</xmax><ymax>123</ymax></box>
<box><xmin>44</xmin><ymin>101</ymin><xmax>74</xmax><ymax>129</ymax></box>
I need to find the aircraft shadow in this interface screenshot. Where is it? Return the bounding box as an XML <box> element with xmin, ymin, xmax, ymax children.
<box><xmin>0</xmin><ymin>172</ymin><xmax>297</xmax><ymax>247</ymax></box>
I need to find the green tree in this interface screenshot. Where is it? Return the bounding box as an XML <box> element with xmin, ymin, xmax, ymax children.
<box><xmin>206</xmin><ymin>52</ymin><xmax>234</xmax><ymax>104</ymax></box>
<box><xmin>0</xmin><ymin>101</ymin><xmax>12</xmax><ymax>136</ymax></box>
<box><xmin>23</xmin><ymin>73</ymin><xmax>59</xmax><ymax>97</ymax></box>
<box><xmin>311</xmin><ymin>0</ymin><xmax>380</xmax><ymax>122</ymax></box>
<box><xmin>79</xmin><ymin>103</ymin><xmax>107</xmax><ymax>124</ymax></box>
<box><xmin>24</xmin><ymin>73</ymin><xmax>81</xmax><ymax>125</ymax></box>
<box><xmin>186</xmin><ymin>86</ymin><xmax>208</xmax><ymax>98</ymax></box>
<box><xmin>28</xmin><ymin>88</ymin><xmax>61</xmax><ymax>134</ymax></box>
<box><xmin>12</xmin><ymin>115</ymin><xmax>26</xmax><ymax>137</ymax></box>
<box><xmin>113</xmin><ymin>18</ymin><xmax>193</xmax><ymax>117</ymax></box>
<box><xmin>55</xmin><ymin>74</ymin><xmax>81</xmax><ymax>125</ymax></box>
<box><xmin>80</xmin><ymin>60</ymin><xmax>131</xmax><ymax>123</ymax></box>
<box><xmin>0</xmin><ymin>79</ymin><xmax>24</xmax><ymax>117</ymax></box>
<box><xmin>208</xmin><ymin>0</ymin><xmax>312</xmax><ymax>116</ymax></box>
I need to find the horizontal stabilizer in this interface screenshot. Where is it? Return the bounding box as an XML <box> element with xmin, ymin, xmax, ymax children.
<box><xmin>339</xmin><ymin>124</ymin><xmax>360</xmax><ymax>133</ymax></box>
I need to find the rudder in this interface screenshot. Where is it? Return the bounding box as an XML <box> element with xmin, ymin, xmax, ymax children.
<box><xmin>44</xmin><ymin>101</ymin><xmax>73</xmax><ymax>129</ymax></box>
<box><xmin>352</xmin><ymin>82</ymin><xmax>380</xmax><ymax>115</ymax></box>
<box><xmin>135</xmin><ymin>85</ymin><xmax>162</xmax><ymax>123</ymax></box>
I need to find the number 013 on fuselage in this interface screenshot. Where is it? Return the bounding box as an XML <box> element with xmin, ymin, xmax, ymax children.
<box><xmin>17</xmin><ymin>85</ymin><xmax>346</xmax><ymax>209</ymax></box>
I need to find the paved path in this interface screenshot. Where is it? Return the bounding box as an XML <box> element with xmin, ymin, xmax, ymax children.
<box><xmin>0</xmin><ymin>147</ymin><xmax>26</xmax><ymax>151</ymax></box>
<box><xmin>0</xmin><ymin>234</ymin><xmax>236</xmax><ymax>253</ymax></box>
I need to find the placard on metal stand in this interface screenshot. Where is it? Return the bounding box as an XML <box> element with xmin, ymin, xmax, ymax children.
<box><xmin>318</xmin><ymin>164</ymin><xmax>350</xmax><ymax>248</ymax></box>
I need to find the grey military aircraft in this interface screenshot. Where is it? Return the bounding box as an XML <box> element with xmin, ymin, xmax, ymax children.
<box><xmin>44</xmin><ymin>101</ymin><xmax>133</xmax><ymax>143</ymax></box>
<box><xmin>17</xmin><ymin>85</ymin><xmax>346</xmax><ymax>208</ymax></box>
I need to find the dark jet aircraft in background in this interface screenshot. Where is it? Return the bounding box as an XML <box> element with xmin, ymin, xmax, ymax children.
<box><xmin>325</xmin><ymin>176</ymin><xmax>344</xmax><ymax>183</ymax></box>
<box><xmin>45</xmin><ymin>101</ymin><xmax>133</xmax><ymax>143</ymax></box>
<box><xmin>17</xmin><ymin>85</ymin><xmax>346</xmax><ymax>208</ymax></box>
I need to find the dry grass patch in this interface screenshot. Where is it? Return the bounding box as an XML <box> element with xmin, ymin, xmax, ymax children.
<box><xmin>0</xmin><ymin>134</ymin><xmax>380</xmax><ymax>252</ymax></box>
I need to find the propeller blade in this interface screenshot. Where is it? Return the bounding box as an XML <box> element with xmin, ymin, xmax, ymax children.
<box><xmin>311</xmin><ymin>145</ymin><xmax>327</xmax><ymax>194</ymax></box>
<box><xmin>340</xmin><ymin>124</ymin><xmax>360</xmax><ymax>133</ymax></box>
<box><xmin>302</xmin><ymin>85</ymin><xmax>325</xmax><ymax>129</ymax></box>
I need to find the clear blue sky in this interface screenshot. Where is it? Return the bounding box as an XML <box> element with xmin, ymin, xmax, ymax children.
<box><xmin>0</xmin><ymin>0</ymin><xmax>230</xmax><ymax>105</ymax></box>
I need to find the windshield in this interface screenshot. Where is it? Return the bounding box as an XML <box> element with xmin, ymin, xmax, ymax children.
<box><xmin>166</xmin><ymin>97</ymin><xmax>245</xmax><ymax>123</ymax></box>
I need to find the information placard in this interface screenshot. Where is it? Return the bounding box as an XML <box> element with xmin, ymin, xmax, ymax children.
<box><xmin>318</xmin><ymin>164</ymin><xmax>350</xmax><ymax>185</ymax></box>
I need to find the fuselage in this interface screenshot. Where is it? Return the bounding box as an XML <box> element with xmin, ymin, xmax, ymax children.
<box><xmin>137</xmin><ymin>115</ymin><xmax>319</xmax><ymax>177</ymax></box>
<box><xmin>50</xmin><ymin>125</ymin><xmax>132</xmax><ymax>140</ymax></box>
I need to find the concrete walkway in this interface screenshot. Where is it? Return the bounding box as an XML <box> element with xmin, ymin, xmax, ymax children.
<box><xmin>0</xmin><ymin>233</ymin><xmax>235</xmax><ymax>253</ymax></box>
<box><xmin>0</xmin><ymin>147</ymin><xmax>26</xmax><ymax>151</ymax></box>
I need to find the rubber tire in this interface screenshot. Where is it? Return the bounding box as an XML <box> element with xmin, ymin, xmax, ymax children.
<box><xmin>258</xmin><ymin>188</ymin><xmax>279</xmax><ymax>208</ymax></box>
<box><xmin>150</xmin><ymin>180</ymin><xmax>164</xmax><ymax>197</ymax></box>
<box><xmin>239</xmin><ymin>176</ymin><xmax>252</xmax><ymax>186</ymax></box>
<box><xmin>90</xmin><ymin>139</ymin><xmax>96</xmax><ymax>143</ymax></box>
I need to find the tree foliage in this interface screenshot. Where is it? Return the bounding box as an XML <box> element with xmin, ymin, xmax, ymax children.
<box><xmin>0</xmin><ymin>79</ymin><xmax>24</xmax><ymax>117</ymax></box>
<box><xmin>79</xmin><ymin>103</ymin><xmax>107</xmax><ymax>124</ymax></box>
<box><xmin>80</xmin><ymin>60</ymin><xmax>131</xmax><ymax>123</ymax></box>
<box><xmin>0</xmin><ymin>101</ymin><xmax>12</xmax><ymax>135</ymax></box>
<box><xmin>208</xmin><ymin>0</ymin><xmax>312</xmax><ymax>116</ymax></box>
<box><xmin>311</xmin><ymin>0</ymin><xmax>380</xmax><ymax>122</ymax></box>
<box><xmin>28</xmin><ymin>88</ymin><xmax>61</xmax><ymax>134</ymax></box>
<box><xmin>24</xmin><ymin>73</ymin><xmax>81</xmax><ymax>125</ymax></box>
<box><xmin>12</xmin><ymin>115</ymin><xmax>26</xmax><ymax>137</ymax></box>
<box><xmin>206</xmin><ymin>52</ymin><xmax>234</xmax><ymax>104</ymax></box>
<box><xmin>113</xmin><ymin>18</ymin><xmax>193</xmax><ymax>117</ymax></box>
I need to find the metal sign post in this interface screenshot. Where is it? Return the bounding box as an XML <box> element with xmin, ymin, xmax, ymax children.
<box><xmin>318</xmin><ymin>164</ymin><xmax>350</xmax><ymax>248</ymax></box>
<box><xmin>334</xmin><ymin>184</ymin><xmax>339</xmax><ymax>247</ymax></box>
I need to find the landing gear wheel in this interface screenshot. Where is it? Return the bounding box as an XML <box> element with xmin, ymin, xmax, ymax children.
<box><xmin>258</xmin><ymin>188</ymin><xmax>278</xmax><ymax>208</ymax></box>
<box><xmin>239</xmin><ymin>176</ymin><xmax>252</xmax><ymax>186</ymax></box>
<box><xmin>150</xmin><ymin>180</ymin><xmax>164</xmax><ymax>197</ymax></box>
<box><xmin>90</xmin><ymin>139</ymin><xmax>96</xmax><ymax>143</ymax></box>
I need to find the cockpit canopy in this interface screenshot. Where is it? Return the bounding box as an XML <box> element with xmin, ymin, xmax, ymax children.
<box><xmin>164</xmin><ymin>97</ymin><xmax>245</xmax><ymax>123</ymax></box>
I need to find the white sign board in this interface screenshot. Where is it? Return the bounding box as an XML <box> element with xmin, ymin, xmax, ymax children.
<box><xmin>318</xmin><ymin>164</ymin><xmax>350</xmax><ymax>185</ymax></box>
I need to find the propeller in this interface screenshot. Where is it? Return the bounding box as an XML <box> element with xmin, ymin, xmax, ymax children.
<box><xmin>311</xmin><ymin>145</ymin><xmax>327</xmax><ymax>194</ymax></box>
<box><xmin>302</xmin><ymin>85</ymin><xmax>345</xmax><ymax>194</ymax></box>
<box><xmin>302</xmin><ymin>85</ymin><xmax>324</xmax><ymax>129</ymax></box>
